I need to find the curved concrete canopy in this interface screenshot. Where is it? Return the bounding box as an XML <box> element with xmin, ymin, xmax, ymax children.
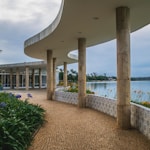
<box><xmin>24</xmin><ymin>0</ymin><xmax>150</xmax><ymax>66</ymax></box>
<box><xmin>0</xmin><ymin>61</ymin><xmax>47</xmax><ymax>72</ymax></box>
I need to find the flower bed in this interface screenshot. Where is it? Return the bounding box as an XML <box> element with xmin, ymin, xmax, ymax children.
<box><xmin>0</xmin><ymin>92</ymin><xmax>45</xmax><ymax>150</ymax></box>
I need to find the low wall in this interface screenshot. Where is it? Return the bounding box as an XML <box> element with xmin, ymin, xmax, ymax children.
<box><xmin>86</xmin><ymin>95</ymin><xmax>117</xmax><ymax>117</ymax></box>
<box><xmin>54</xmin><ymin>91</ymin><xmax>150</xmax><ymax>140</ymax></box>
<box><xmin>55</xmin><ymin>91</ymin><xmax>78</xmax><ymax>105</ymax></box>
<box><xmin>131</xmin><ymin>103</ymin><xmax>150</xmax><ymax>139</ymax></box>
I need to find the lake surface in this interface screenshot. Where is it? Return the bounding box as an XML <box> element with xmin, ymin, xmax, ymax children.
<box><xmin>86</xmin><ymin>81</ymin><xmax>150</xmax><ymax>102</ymax></box>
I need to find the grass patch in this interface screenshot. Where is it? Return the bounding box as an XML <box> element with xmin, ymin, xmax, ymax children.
<box><xmin>0</xmin><ymin>92</ymin><xmax>45</xmax><ymax>150</ymax></box>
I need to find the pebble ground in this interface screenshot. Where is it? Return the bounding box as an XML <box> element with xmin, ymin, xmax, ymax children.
<box><xmin>9</xmin><ymin>89</ymin><xmax>150</xmax><ymax>150</ymax></box>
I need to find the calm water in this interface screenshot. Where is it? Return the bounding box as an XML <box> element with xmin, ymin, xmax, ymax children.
<box><xmin>86</xmin><ymin>81</ymin><xmax>150</xmax><ymax>102</ymax></box>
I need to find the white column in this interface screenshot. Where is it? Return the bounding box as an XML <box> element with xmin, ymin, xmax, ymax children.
<box><xmin>25</xmin><ymin>66</ymin><xmax>29</xmax><ymax>91</ymax></box>
<box><xmin>63</xmin><ymin>62</ymin><xmax>67</xmax><ymax>87</ymax></box>
<box><xmin>53</xmin><ymin>58</ymin><xmax>56</xmax><ymax>99</ymax></box>
<box><xmin>32</xmin><ymin>69</ymin><xmax>35</xmax><ymax>88</ymax></box>
<box><xmin>47</xmin><ymin>50</ymin><xmax>53</xmax><ymax>100</ymax></box>
<box><xmin>78</xmin><ymin>38</ymin><xmax>86</xmax><ymax>108</ymax></box>
<box><xmin>39</xmin><ymin>68</ymin><xmax>42</xmax><ymax>89</ymax></box>
<box><xmin>3</xmin><ymin>72</ymin><xmax>6</xmax><ymax>88</ymax></box>
<box><xmin>10</xmin><ymin>69</ymin><xmax>13</xmax><ymax>89</ymax></box>
<box><xmin>16</xmin><ymin>68</ymin><xmax>19</xmax><ymax>90</ymax></box>
<box><xmin>0</xmin><ymin>71</ymin><xmax>3</xmax><ymax>86</ymax></box>
<box><xmin>116</xmin><ymin>7</ymin><xmax>131</xmax><ymax>129</ymax></box>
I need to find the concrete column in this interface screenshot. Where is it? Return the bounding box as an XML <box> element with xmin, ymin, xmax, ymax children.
<box><xmin>78</xmin><ymin>38</ymin><xmax>86</xmax><ymax>108</ymax></box>
<box><xmin>0</xmin><ymin>71</ymin><xmax>3</xmax><ymax>86</ymax></box>
<box><xmin>53</xmin><ymin>58</ymin><xmax>57</xmax><ymax>98</ymax></box>
<box><xmin>63</xmin><ymin>62</ymin><xmax>67</xmax><ymax>87</ymax></box>
<box><xmin>10</xmin><ymin>69</ymin><xmax>13</xmax><ymax>89</ymax></box>
<box><xmin>25</xmin><ymin>66</ymin><xmax>29</xmax><ymax>90</ymax></box>
<box><xmin>39</xmin><ymin>68</ymin><xmax>42</xmax><ymax>89</ymax></box>
<box><xmin>3</xmin><ymin>72</ymin><xmax>6</xmax><ymax>88</ymax></box>
<box><xmin>47</xmin><ymin>50</ymin><xmax>53</xmax><ymax>100</ymax></box>
<box><xmin>32</xmin><ymin>69</ymin><xmax>35</xmax><ymax>88</ymax></box>
<box><xmin>16</xmin><ymin>68</ymin><xmax>20</xmax><ymax>90</ymax></box>
<box><xmin>116</xmin><ymin>7</ymin><xmax>131</xmax><ymax>129</ymax></box>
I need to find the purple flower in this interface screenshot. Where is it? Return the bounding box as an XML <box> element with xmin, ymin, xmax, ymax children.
<box><xmin>27</xmin><ymin>93</ymin><xmax>32</xmax><ymax>98</ymax></box>
<box><xmin>15</xmin><ymin>94</ymin><xmax>21</xmax><ymax>99</ymax></box>
<box><xmin>0</xmin><ymin>102</ymin><xmax>7</xmax><ymax>108</ymax></box>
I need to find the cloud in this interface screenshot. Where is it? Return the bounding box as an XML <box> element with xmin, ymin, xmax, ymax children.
<box><xmin>130</xmin><ymin>24</ymin><xmax>150</xmax><ymax>77</ymax></box>
<box><xmin>0</xmin><ymin>0</ymin><xmax>61</xmax><ymax>24</ymax></box>
<box><xmin>0</xmin><ymin>34</ymin><xmax>39</xmax><ymax>64</ymax></box>
<box><xmin>85</xmin><ymin>41</ymin><xmax>117</xmax><ymax>76</ymax></box>
<box><xmin>0</xmin><ymin>0</ymin><xmax>150</xmax><ymax>78</ymax></box>
<box><xmin>65</xmin><ymin>40</ymin><xmax>117</xmax><ymax>76</ymax></box>
<box><xmin>67</xmin><ymin>24</ymin><xmax>150</xmax><ymax>77</ymax></box>
<box><xmin>0</xmin><ymin>0</ymin><xmax>62</xmax><ymax>64</ymax></box>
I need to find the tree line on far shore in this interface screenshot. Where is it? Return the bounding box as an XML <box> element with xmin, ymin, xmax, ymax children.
<box><xmin>58</xmin><ymin>68</ymin><xmax>150</xmax><ymax>82</ymax></box>
<box><xmin>58</xmin><ymin>69</ymin><xmax>116</xmax><ymax>82</ymax></box>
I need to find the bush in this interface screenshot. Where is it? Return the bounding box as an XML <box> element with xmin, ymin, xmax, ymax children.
<box><xmin>131</xmin><ymin>100</ymin><xmax>150</xmax><ymax>108</ymax></box>
<box><xmin>67</xmin><ymin>87</ymin><xmax>78</xmax><ymax>93</ymax></box>
<box><xmin>140</xmin><ymin>101</ymin><xmax>150</xmax><ymax>108</ymax></box>
<box><xmin>66</xmin><ymin>84</ymin><xmax>95</xmax><ymax>94</ymax></box>
<box><xmin>0</xmin><ymin>92</ymin><xmax>45</xmax><ymax>150</ymax></box>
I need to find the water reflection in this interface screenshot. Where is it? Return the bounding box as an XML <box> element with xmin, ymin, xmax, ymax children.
<box><xmin>86</xmin><ymin>81</ymin><xmax>150</xmax><ymax>102</ymax></box>
<box><xmin>87</xmin><ymin>81</ymin><xmax>117</xmax><ymax>98</ymax></box>
<box><xmin>87</xmin><ymin>82</ymin><xmax>108</xmax><ymax>90</ymax></box>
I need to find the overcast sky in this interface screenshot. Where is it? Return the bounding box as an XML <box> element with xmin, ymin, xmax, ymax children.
<box><xmin>0</xmin><ymin>0</ymin><xmax>150</xmax><ymax>77</ymax></box>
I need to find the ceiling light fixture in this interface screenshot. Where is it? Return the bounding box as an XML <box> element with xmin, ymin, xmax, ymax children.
<box><xmin>93</xmin><ymin>17</ymin><xmax>99</xmax><ymax>20</ymax></box>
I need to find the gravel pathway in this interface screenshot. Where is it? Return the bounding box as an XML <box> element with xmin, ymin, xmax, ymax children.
<box><xmin>9</xmin><ymin>89</ymin><xmax>150</xmax><ymax>150</ymax></box>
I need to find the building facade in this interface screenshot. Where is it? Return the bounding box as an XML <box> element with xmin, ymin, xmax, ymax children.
<box><xmin>0</xmin><ymin>61</ymin><xmax>59</xmax><ymax>90</ymax></box>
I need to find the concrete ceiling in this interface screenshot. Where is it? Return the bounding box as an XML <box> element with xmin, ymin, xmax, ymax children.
<box><xmin>24</xmin><ymin>0</ymin><xmax>150</xmax><ymax>66</ymax></box>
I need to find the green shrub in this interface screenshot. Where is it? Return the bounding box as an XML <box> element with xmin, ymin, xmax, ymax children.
<box><xmin>140</xmin><ymin>101</ymin><xmax>150</xmax><ymax>108</ymax></box>
<box><xmin>0</xmin><ymin>92</ymin><xmax>45</xmax><ymax>150</ymax></box>
<box><xmin>57</xmin><ymin>81</ymin><xmax>64</xmax><ymax>86</ymax></box>
<box><xmin>86</xmin><ymin>89</ymin><xmax>95</xmax><ymax>94</ymax></box>
<box><xmin>67</xmin><ymin>87</ymin><xmax>78</xmax><ymax>93</ymax></box>
<box><xmin>131</xmin><ymin>100</ymin><xmax>150</xmax><ymax>108</ymax></box>
<box><xmin>66</xmin><ymin>84</ymin><xmax>95</xmax><ymax>94</ymax></box>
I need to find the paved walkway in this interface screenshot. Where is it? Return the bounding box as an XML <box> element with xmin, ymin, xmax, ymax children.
<box><xmin>9</xmin><ymin>89</ymin><xmax>150</xmax><ymax>150</ymax></box>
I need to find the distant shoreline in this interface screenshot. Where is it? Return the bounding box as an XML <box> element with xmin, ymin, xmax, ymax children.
<box><xmin>87</xmin><ymin>79</ymin><xmax>150</xmax><ymax>82</ymax></box>
<box><xmin>131</xmin><ymin>77</ymin><xmax>150</xmax><ymax>81</ymax></box>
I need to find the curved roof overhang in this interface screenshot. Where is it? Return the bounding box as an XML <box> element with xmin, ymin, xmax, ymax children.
<box><xmin>24</xmin><ymin>0</ymin><xmax>150</xmax><ymax>66</ymax></box>
<box><xmin>0</xmin><ymin>61</ymin><xmax>47</xmax><ymax>72</ymax></box>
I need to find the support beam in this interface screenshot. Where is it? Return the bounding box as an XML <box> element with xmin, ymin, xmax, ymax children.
<box><xmin>39</xmin><ymin>68</ymin><xmax>42</xmax><ymax>89</ymax></box>
<box><xmin>25</xmin><ymin>66</ymin><xmax>29</xmax><ymax>91</ymax></box>
<box><xmin>3</xmin><ymin>72</ymin><xmax>6</xmax><ymax>88</ymax></box>
<box><xmin>116</xmin><ymin>7</ymin><xmax>131</xmax><ymax>129</ymax></box>
<box><xmin>63</xmin><ymin>62</ymin><xmax>67</xmax><ymax>87</ymax></box>
<box><xmin>78</xmin><ymin>38</ymin><xmax>86</xmax><ymax>108</ymax></box>
<box><xmin>10</xmin><ymin>69</ymin><xmax>13</xmax><ymax>89</ymax></box>
<box><xmin>32</xmin><ymin>69</ymin><xmax>35</xmax><ymax>88</ymax></box>
<box><xmin>1</xmin><ymin>71</ymin><xmax>3</xmax><ymax>86</ymax></box>
<box><xmin>47</xmin><ymin>50</ymin><xmax>53</xmax><ymax>100</ymax></box>
<box><xmin>16</xmin><ymin>68</ymin><xmax>19</xmax><ymax>90</ymax></box>
<box><xmin>53</xmin><ymin>58</ymin><xmax>56</xmax><ymax>99</ymax></box>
